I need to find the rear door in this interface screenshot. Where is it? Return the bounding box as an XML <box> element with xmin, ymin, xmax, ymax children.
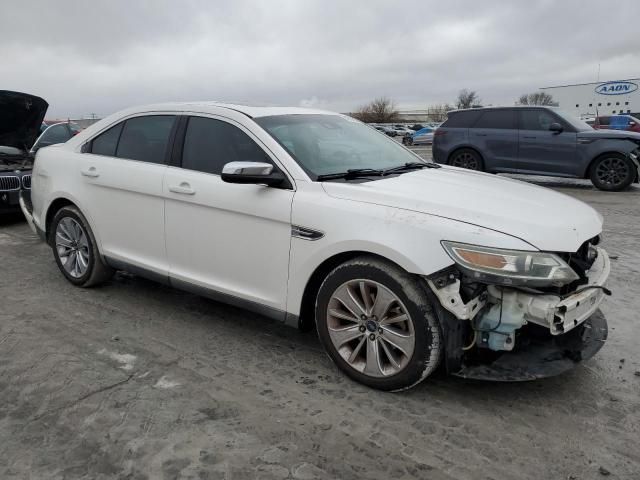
<box><xmin>469</xmin><ymin>109</ymin><xmax>518</xmax><ymax>172</ymax></box>
<box><xmin>517</xmin><ymin>109</ymin><xmax>577</xmax><ymax>176</ymax></box>
<box><xmin>78</xmin><ymin>115</ymin><xmax>176</xmax><ymax>276</ymax></box>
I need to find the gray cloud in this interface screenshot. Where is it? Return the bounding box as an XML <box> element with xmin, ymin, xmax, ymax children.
<box><xmin>2</xmin><ymin>0</ymin><xmax>638</xmax><ymax>118</ymax></box>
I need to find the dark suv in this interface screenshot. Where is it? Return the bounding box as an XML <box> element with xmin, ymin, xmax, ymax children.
<box><xmin>432</xmin><ymin>106</ymin><xmax>640</xmax><ymax>191</ymax></box>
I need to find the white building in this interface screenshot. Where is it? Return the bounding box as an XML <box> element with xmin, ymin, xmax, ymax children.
<box><xmin>540</xmin><ymin>78</ymin><xmax>639</xmax><ymax>118</ymax></box>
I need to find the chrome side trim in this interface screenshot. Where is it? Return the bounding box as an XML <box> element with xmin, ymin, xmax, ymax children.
<box><xmin>291</xmin><ymin>225</ymin><xmax>324</xmax><ymax>241</ymax></box>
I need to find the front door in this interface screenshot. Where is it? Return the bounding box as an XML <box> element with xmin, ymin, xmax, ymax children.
<box><xmin>517</xmin><ymin>109</ymin><xmax>577</xmax><ymax>176</ymax></box>
<box><xmin>164</xmin><ymin>115</ymin><xmax>294</xmax><ymax>313</ymax></box>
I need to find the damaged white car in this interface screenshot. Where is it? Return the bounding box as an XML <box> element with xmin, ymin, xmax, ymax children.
<box><xmin>22</xmin><ymin>103</ymin><xmax>610</xmax><ymax>390</ymax></box>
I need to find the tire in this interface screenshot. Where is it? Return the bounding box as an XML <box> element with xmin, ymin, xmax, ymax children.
<box><xmin>404</xmin><ymin>137</ymin><xmax>414</xmax><ymax>146</ymax></box>
<box><xmin>315</xmin><ymin>256</ymin><xmax>442</xmax><ymax>391</ymax></box>
<box><xmin>589</xmin><ymin>153</ymin><xmax>635</xmax><ymax>191</ymax></box>
<box><xmin>449</xmin><ymin>148</ymin><xmax>483</xmax><ymax>171</ymax></box>
<box><xmin>50</xmin><ymin>205</ymin><xmax>114</xmax><ymax>287</ymax></box>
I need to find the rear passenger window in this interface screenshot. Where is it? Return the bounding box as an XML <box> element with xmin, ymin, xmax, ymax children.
<box><xmin>116</xmin><ymin>116</ymin><xmax>175</xmax><ymax>164</ymax></box>
<box><xmin>520</xmin><ymin>110</ymin><xmax>558</xmax><ymax>131</ymax></box>
<box><xmin>442</xmin><ymin>110</ymin><xmax>482</xmax><ymax>128</ymax></box>
<box><xmin>181</xmin><ymin>116</ymin><xmax>272</xmax><ymax>175</ymax></box>
<box><xmin>473</xmin><ymin>110</ymin><xmax>516</xmax><ymax>129</ymax></box>
<box><xmin>597</xmin><ymin>117</ymin><xmax>610</xmax><ymax>126</ymax></box>
<box><xmin>90</xmin><ymin>123</ymin><xmax>123</xmax><ymax>156</ymax></box>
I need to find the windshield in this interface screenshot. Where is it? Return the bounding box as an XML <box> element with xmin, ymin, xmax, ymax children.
<box><xmin>255</xmin><ymin>114</ymin><xmax>426</xmax><ymax>178</ymax></box>
<box><xmin>554</xmin><ymin>110</ymin><xmax>593</xmax><ymax>132</ymax></box>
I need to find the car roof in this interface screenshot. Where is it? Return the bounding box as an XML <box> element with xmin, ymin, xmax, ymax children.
<box><xmin>447</xmin><ymin>105</ymin><xmax>557</xmax><ymax>115</ymax></box>
<box><xmin>116</xmin><ymin>101</ymin><xmax>341</xmax><ymax>119</ymax></box>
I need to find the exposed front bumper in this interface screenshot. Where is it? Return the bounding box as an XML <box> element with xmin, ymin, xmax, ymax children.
<box><xmin>454</xmin><ymin>309</ymin><xmax>608</xmax><ymax>381</ymax></box>
<box><xmin>505</xmin><ymin>247</ymin><xmax>610</xmax><ymax>336</ymax></box>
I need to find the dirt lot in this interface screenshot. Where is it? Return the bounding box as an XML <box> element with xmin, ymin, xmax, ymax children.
<box><xmin>1</xmin><ymin>176</ymin><xmax>639</xmax><ymax>480</ymax></box>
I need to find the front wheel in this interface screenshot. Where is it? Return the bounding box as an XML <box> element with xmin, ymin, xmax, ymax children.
<box><xmin>51</xmin><ymin>205</ymin><xmax>114</xmax><ymax>287</ymax></box>
<box><xmin>315</xmin><ymin>256</ymin><xmax>442</xmax><ymax>391</ymax></box>
<box><xmin>589</xmin><ymin>154</ymin><xmax>635</xmax><ymax>191</ymax></box>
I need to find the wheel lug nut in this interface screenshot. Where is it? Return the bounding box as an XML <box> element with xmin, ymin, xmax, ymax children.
<box><xmin>369</xmin><ymin>333</ymin><xmax>376</xmax><ymax>341</ymax></box>
<box><xmin>360</xmin><ymin>314</ymin><xmax>367</xmax><ymax>320</ymax></box>
<box><xmin>378</xmin><ymin>328</ymin><xmax>383</xmax><ymax>334</ymax></box>
<box><xmin>359</xmin><ymin>325</ymin><xmax>366</xmax><ymax>333</ymax></box>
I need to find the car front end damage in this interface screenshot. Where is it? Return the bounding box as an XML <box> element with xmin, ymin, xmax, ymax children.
<box><xmin>0</xmin><ymin>164</ymin><xmax>32</xmax><ymax>214</ymax></box>
<box><xmin>426</xmin><ymin>237</ymin><xmax>610</xmax><ymax>381</ymax></box>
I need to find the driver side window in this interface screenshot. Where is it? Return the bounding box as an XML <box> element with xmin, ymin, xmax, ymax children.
<box><xmin>520</xmin><ymin>110</ymin><xmax>559</xmax><ymax>131</ymax></box>
<box><xmin>181</xmin><ymin>116</ymin><xmax>272</xmax><ymax>175</ymax></box>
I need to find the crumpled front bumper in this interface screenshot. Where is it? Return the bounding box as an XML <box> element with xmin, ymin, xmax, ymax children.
<box><xmin>453</xmin><ymin>309</ymin><xmax>608</xmax><ymax>381</ymax></box>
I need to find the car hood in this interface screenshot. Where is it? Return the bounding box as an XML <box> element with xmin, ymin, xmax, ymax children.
<box><xmin>0</xmin><ymin>90</ymin><xmax>48</xmax><ymax>151</ymax></box>
<box><xmin>578</xmin><ymin>129</ymin><xmax>640</xmax><ymax>142</ymax></box>
<box><xmin>322</xmin><ymin>167</ymin><xmax>603</xmax><ymax>252</ymax></box>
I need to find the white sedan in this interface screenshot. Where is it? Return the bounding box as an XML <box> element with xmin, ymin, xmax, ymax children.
<box><xmin>22</xmin><ymin>102</ymin><xmax>610</xmax><ymax>390</ymax></box>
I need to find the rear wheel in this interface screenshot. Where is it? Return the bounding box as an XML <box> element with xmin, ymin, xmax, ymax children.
<box><xmin>589</xmin><ymin>154</ymin><xmax>635</xmax><ymax>191</ymax></box>
<box><xmin>315</xmin><ymin>256</ymin><xmax>442</xmax><ymax>391</ymax></box>
<box><xmin>51</xmin><ymin>206</ymin><xmax>114</xmax><ymax>287</ymax></box>
<box><xmin>449</xmin><ymin>148</ymin><xmax>483</xmax><ymax>171</ymax></box>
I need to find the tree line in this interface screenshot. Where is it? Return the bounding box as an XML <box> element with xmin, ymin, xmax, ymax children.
<box><xmin>350</xmin><ymin>90</ymin><xmax>556</xmax><ymax>123</ymax></box>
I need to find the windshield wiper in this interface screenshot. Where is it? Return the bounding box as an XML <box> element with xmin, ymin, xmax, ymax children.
<box><xmin>316</xmin><ymin>168</ymin><xmax>384</xmax><ymax>181</ymax></box>
<box><xmin>382</xmin><ymin>162</ymin><xmax>441</xmax><ymax>176</ymax></box>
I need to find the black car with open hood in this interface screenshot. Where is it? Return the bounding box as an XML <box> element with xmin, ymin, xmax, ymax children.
<box><xmin>0</xmin><ymin>90</ymin><xmax>48</xmax><ymax>213</ymax></box>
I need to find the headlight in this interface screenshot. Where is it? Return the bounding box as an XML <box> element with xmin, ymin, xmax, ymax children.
<box><xmin>441</xmin><ymin>241</ymin><xmax>579</xmax><ymax>286</ymax></box>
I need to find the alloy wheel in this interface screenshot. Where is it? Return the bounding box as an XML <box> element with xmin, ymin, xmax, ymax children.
<box><xmin>451</xmin><ymin>151</ymin><xmax>479</xmax><ymax>170</ymax></box>
<box><xmin>55</xmin><ymin>217</ymin><xmax>90</xmax><ymax>278</ymax></box>
<box><xmin>595</xmin><ymin>157</ymin><xmax>630</xmax><ymax>188</ymax></box>
<box><xmin>326</xmin><ymin>279</ymin><xmax>415</xmax><ymax>377</ymax></box>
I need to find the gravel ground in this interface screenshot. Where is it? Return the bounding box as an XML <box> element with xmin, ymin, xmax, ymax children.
<box><xmin>1</xmin><ymin>174</ymin><xmax>639</xmax><ymax>480</ymax></box>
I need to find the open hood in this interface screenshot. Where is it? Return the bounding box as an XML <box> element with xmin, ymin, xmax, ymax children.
<box><xmin>322</xmin><ymin>167</ymin><xmax>603</xmax><ymax>253</ymax></box>
<box><xmin>0</xmin><ymin>90</ymin><xmax>48</xmax><ymax>151</ymax></box>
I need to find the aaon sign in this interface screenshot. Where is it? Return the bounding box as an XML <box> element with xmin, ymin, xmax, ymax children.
<box><xmin>595</xmin><ymin>81</ymin><xmax>638</xmax><ymax>96</ymax></box>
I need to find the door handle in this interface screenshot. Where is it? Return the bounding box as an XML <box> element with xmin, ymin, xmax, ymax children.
<box><xmin>169</xmin><ymin>182</ymin><xmax>196</xmax><ymax>195</ymax></box>
<box><xmin>474</xmin><ymin>133</ymin><xmax>487</xmax><ymax>137</ymax></box>
<box><xmin>522</xmin><ymin>136</ymin><xmax>536</xmax><ymax>139</ymax></box>
<box><xmin>81</xmin><ymin>167</ymin><xmax>100</xmax><ymax>178</ymax></box>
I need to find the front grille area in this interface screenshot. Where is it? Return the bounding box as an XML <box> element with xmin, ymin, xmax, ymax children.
<box><xmin>22</xmin><ymin>174</ymin><xmax>32</xmax><ymax>189</ymax></box>
<box><xmin>0</xmin><ymin>176</ymin><xmax>20</xmax><ymax>191</ymax></box>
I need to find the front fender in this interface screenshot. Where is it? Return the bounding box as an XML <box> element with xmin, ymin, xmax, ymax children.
<box><xmin>286</xmin><ymin>188</ymin><xmax>533</xmax><ymax>317</ymax></box>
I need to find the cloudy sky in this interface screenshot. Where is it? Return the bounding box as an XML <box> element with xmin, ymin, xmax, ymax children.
<box><xmin>2</xmin><ymin>0</ymin><xmax>639</xmax><ymax>118</ymax></box>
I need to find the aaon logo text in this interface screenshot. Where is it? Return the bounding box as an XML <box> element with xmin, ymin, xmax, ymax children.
<box><xmin>595</xmin><ymin>81</ymin><xmax>638</xmax><ymax>96</ymax></box>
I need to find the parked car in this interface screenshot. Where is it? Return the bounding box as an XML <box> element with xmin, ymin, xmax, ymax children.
<box><xmin>432</xmin><ymin>106</ymin><xmax>640</xmax><ymax>191</ymax></box>
<box><xmin>402</xmin><ymin>127</ymin><xmax>434</xmax><ymax>146</ymax></box>
<box><xmin>0</xmin><ymin>90</ymin><xmax>48</xmax><ymax>214</ymax></box>
<box><xmin>23</xmin><ymin>102</ymin><xmax>610</xmax><ymax>390</ymax></box>
<box><xmin>374</xmin><ymin>125</ymin><xmax>396</xmax><ymax>137</ymax></box>
<box><xmin>31</xmin><ymin>121</ymin><xmax>82</xmax><ymax>154</ymax></box>
<box><xmin>593</xmin><ymin>115</ymin><xmax>640</xmax><ymax>133</ymax></box>
<box><xmin>410</xmin><ymin>124</ymin><xmax>425</xmax><ymax>131</ymax></box>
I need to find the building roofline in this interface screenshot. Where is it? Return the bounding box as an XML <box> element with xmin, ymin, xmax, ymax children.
<box><xmin>540</xmin><ymin>78</ymin><xmax>640</xmax><ymax>90</ymax></box>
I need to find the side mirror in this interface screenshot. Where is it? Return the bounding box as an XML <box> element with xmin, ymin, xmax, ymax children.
<box><xmin>221</xmin><ymin>161</ymin><xmax>286</xmax><ymax>186</ymax></box>
<box><xmin>549</xmin><ymin>123</ymin><xmax>563</xmax><ymax>134</ymax></box>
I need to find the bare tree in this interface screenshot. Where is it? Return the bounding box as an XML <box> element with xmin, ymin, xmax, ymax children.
<box><xmin>517</xmin><ymin>92</ymin><xmax>555</xmax><ymax>106</ymax></box>
<box><xmin>426</xmin><ymin>103</ymin><xmax>453</xmax><ymax>122</ymax></box>
<box><xmin>456</xmin><ymin>89</ymin><xmax>481</xmax><ymax>109</ymax></box>
<box><xmin>350</xmin><ymin>97</ymin><xmax>399</xmax><ymax>123</ymax></box>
